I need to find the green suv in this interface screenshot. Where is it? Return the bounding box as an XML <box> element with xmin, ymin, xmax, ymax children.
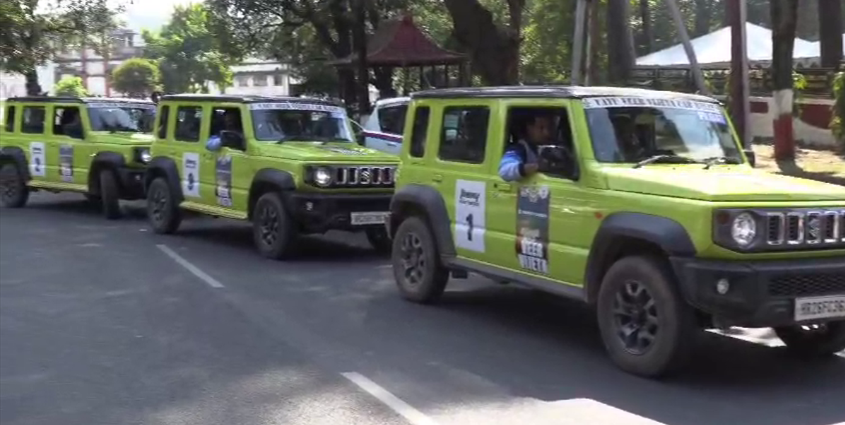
<box><xmin>386</xmin><ymin>86</ymin><xmax>845</xmax><ymax>378</ymax></box>
<box><xmin>0</xmin><ymin>96</ymin><xmax>156</xmax><ymax>218</ymax></box>
<box><xmin>144</xmin><ymin>94</ymin><xmax>400</xmax><ymax>258</ymax></box>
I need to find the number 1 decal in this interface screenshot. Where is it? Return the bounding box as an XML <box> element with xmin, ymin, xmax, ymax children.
<box><xmin>455</xmin><ymin>180</ymin><xmax>485</xmax><ymax>253</ymax></box>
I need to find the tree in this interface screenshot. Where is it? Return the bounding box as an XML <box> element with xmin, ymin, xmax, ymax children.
<box><xmin>0</xmin><ymin>0</ymin><xmax>123</xmax><ymax>95</ymax></box>
<box><xmin>112</xmin><ymin>58</ymin><xmax>160</xmax><ymax>98</ymax></box>
<box><xmin>818</xmin><ymin>0</ymin><xmax>843</xmax><ymax>68</ymax></box>
<box><xmin>143</xmin><ymin>4</ymin><xmax>239</xmax><ymax>93</ymax></box>
<box><xmin>770</xmin><ymin>0</ymin><xmax>800</xmax><ymax>162</ymax></box>
<box><xmin>606</xmin><ymin>0</ymin><xmax>636</xmax><ymax>84</ymax></box>
<box><xmin>54</xmin><ymin>75</ymin><xmax>89</xmax><ymax>97</ymax></box>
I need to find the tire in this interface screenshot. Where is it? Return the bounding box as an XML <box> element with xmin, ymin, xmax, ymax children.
<box><xmin>252</xmin><ymin>192</ymin><xmax>296</xmax><ymax>260</ymax></box>
<box><xmin>366</xmin><ymin>227</ymin><xmax>392</xmax><ymax>254</ymax></box>
<box><xmin>774</xmin><ymin>322</ymin><xmax>845</xmax><ymax>358</ymax></box>
<box><xmin>99</xmin><ymin>170</ymin><xmax>122</xmax><ymax>220</ymax></box>
<box><xmin>84</xmin><ymin>193</ymin><xmax>101</xmax><ymax>205</ymax></box>
<box><xmin>596</xmin><ymin>255</ymin><xmax>698</xmax><ymax>378</ymax></box>
<box><xmin>0</xmin><ymin>163</ymin><xmax>29</xmax><ymax>208</ymax></box>
<box><xmin>391</xmin><ymin>216</ymin><xmax>449</xmax><ymax>304</ymax></box>
<box><xmin>146</xmin><ymin>177</ymin><xmax>181</xmax><ymax>234</ymax></box>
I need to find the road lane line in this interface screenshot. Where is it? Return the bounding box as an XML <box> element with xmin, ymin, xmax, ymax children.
<box><xmin>341</xmin><ymin>372</ymin><xmax>439</xmax><ymax>425</ymax></box>
<box><xmin>157</xmin><ymin>244</ymin><xmax>224</xmax><ymax>288</ymax></box>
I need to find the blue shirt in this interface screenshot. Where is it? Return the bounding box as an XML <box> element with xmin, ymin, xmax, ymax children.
<box><xmin>498</xmin><ymin>140</ymin><xmax>538</xmax><ymax>182</ymax></box>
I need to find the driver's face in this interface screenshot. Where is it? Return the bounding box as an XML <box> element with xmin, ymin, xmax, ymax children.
<box><xmin>224</xmin><ymin>113</ymin><xmax>237</xmax><ymax>128</ymax></box>
<box><xmin>526</xmin><ymin>116</ymin><xmax>552</xmax><ymax>145</ymax></box>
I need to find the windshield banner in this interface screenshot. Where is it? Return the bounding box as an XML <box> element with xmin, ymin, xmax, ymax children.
<box><xmin>582</xmin><ymin>97</ymin><xmax>721</xmax><ymax>113</ymax></box>
<box><xmin>87</xmin><ymin>103</ymin><xmax>155</xmax><ymax>110</ymax></box>
<box><xmin>249</xmin><ymin>102</ymin><xmax>346</xmax><ymax>114</ymax></box>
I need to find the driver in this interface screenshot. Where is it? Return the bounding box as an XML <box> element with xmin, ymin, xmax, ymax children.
<box><xmin>206</xmin><ymin>109</ymin><xmax>243</xmax><ymax>150</ymax></box>
<box><xmin>611</xmin><ymin>115</ymin><xmax>645</xmax><ymax>161</ymax></box>
<box><xmin>498</xmin><ymin>113</ymin><xmax>553</xmax><ymax>182</ymax></box>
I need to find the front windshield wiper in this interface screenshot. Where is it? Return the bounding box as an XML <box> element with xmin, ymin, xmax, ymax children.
<box><xmin>633</xmin><ymin>154</ymin><xmax>701</xmax><ymax>168</ymax></box>
<box><xmin>702</xmin><ymin>156</ymin><xmax>741</xmax><ymax>170</ymax></box>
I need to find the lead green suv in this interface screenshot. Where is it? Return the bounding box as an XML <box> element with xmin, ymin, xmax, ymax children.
<box><xmin>144</xmin><ymin>94</ymin><xmax>400</xmax><ymax>258</ymax></box>
<box><xmin>387</xmin><ymin>86</ymin><xmax>845</xmax><ymax>378</ymax></box>
<box><xmin>0</xmin><ymin>97</ymin><xmax>155</xmax><ymax>218</ymax></box>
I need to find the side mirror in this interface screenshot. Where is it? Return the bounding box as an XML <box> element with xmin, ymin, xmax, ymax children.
<box><xmin>220</xmin><ymin>130</ymin><xmax>245</xmax><ymax>150</ymax></box>
<box><xmin>744</xmin><ymin>149</ymin><xmax>756</xmax><ymax>167</ymax></box>
<box><xmin>538</xmin><ymin>145</ymin><xmax>578</xmax><ymax>180</ymax></box>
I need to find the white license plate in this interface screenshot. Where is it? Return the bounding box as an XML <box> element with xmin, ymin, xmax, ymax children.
<box><xmin>350</xmin><ymin>212</ymin><xmax>388</xmax><ymax>226</ymax></box>
<box><xmin>794</xmin><ymin>295</ymin><xmax>845</xmax><ymax>322</ymax></box>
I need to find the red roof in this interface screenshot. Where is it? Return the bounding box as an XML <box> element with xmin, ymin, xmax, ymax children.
<box><xmin>333</xmin><ymin>15</ymin><xmax>465</xmax><ymax>67</ymax></box>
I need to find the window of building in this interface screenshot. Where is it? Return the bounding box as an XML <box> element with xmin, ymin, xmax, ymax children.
<box><xmin>273</xmin><ymin>74</ymin><xmax>284</xmax><ymax>86</ymax></box>
<box><xmin>22</xmin><ymin>106</ymin><xmax>46</xmax><ymax>134</ymax></box>
<box><xmin>410</xmin><ymin>106</ymin><xmax>429</xmax><ymax>158</ymax></box>
<box><xmin>438</xmin><ymin>106</ymin><xmax>489</xmax><ymax>164</ymax></box>
<box><xmin>253</xmin><ymin>75</ymin><xmax>269</xmax><ymax>87</ymax></box>
<box><xmin>4</xmin><ymin>106</ymin><xmax>15</xmax><ymax>132</ymax></box>
<box><xmin>174</xmin><ymin>106</ymin><xmax>202</xmax><ymax>142</ymax></box>
<box><xmin>236</xmin><ymin>75</ymin><xmax>250</xmax><ymax>87</ymax></box>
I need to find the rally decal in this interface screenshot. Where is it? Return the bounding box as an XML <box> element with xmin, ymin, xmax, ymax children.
<box><xmin>248</xmin><ymin>102</ymin><xmax>346</xmax><ymax>114</ymax></box>
<box><xmin>454</xmin><ymin>179</ymin><xmax>486</xmax><ymax>253</ymax></box>
<box><xmin>215</xmin><ymin>155</ymin><xmax>233</xmax><ymax>207</ymax></box>
<box><xmin>182</xmin><ymin>152</ymin><xmax>200</xmax><ymax>198</ymax></box>
<box><xmin>582</xmin><ymin>96</ymin><xmax>721</xmax><ymax>113</ymax></box>
<box><xmin>59</xmin><ymin>144</ymin><xmax>74</xmax><ymax>183</ymax></box>
<box><xmin>696</xmin><ymin>111</ymin><xmax>727</xmax><ymax>124</ymax></box>
<box><xmin>29</xmin><ymin>142</ymin><xmax>46</xmax><ymax>177</ymax></box>
<box><xmin>516</xmin><ymin>185</ymin><xmax>550</xmax><ymax>274</ymax></box>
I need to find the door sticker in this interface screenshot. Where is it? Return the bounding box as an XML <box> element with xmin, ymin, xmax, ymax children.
<box><xmin>516</xmin><ymin>185</ymin><xmax>550</xmax><ymax>274</ymax></box>
<box><xmin>455</xmin><ymin>179</ymin><xmax>486</xmax><ymax>253</ymax></box>
<box><xmin>215</xmin><ymin>155</ymin><xmax>233</xmax><ymax>207</ymax></box>
<box><xmin>59</xmin><ymin>145</ymin><xmax>74</xmax><ymax>182</ymax></box>
<box><xmin>182</xmin><ymin>152</ymin><xmax>200</xmax><ymax>198</ymax></box>
<box><xmin>29</xmin><ymin>142</ymin><xmax>46</xmax><ymax>177</ymax></box>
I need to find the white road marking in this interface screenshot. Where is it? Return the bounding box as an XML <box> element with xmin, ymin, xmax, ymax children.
<box><xmin>157</xmin><ymin>244</ymin><xmax>224</xmax><ymax>288</ymax></box>
<box><xmin>341</xmin><ymin>372</ymin><xmax>439</xmax><ymax>425</ymax></box>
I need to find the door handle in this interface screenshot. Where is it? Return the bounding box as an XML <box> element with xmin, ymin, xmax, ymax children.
<box><xmin>494</xmin><ymin>182</ymin><xmax>512</xmax><ymax>192</ymax></box>
<box><xmin>432</xmin><ymin>174</ymin><xmax>443</xmax><ymax>182</ymax></box>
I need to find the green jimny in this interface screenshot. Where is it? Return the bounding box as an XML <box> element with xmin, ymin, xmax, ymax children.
<box><xmin>143</xmin><ymin>94</ymin><xmax>400</xmax><ymax>259</ymax></box>
<box><xmin>386</xmin><ymin>86</ymin><xmax>845</xmax><ymax>379</ymax></box>
<box><xmin>0</xmin><ymin>96</ymin><xmax>156</xmax><ymax>219</ymax></box>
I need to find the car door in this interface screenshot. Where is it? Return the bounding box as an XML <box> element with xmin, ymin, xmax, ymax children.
<box><xmin>20</xmin><ymin>104</ymin><xmax>50</xmax><ymax>184</ymax></box>
<box><xmin>202</xmin><ymin>104</ymin><xmax>249</xmax><ymax>212</ymax></box>
<box><xmin>170</xmin><ymin>104</ymin><xmax>206</xmax><ymax>204</ymax></box>
<box><xmin>50</xmin><ymin>103</ymin><xmax>89</xmax><ymax>188</ymax></box>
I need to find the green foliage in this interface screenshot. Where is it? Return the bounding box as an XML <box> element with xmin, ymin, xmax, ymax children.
<box><xmin>143</xmin><ymin>3</ymin><xmax>239</xmax><ymax>94</ymax></box>
<box><xmin>832</xmin><ymin>72</ymin><xmax>845</xmax><ymax>149</ymax></box>
<box><xmin>111</xmin><ymin>58</ymin><xmax>160</xmax><ymax>98</ymax></box>
<box><xmin>53</xmin><ymin>75</ymin><xmax>89</xmax><ymax>97</ymax></box>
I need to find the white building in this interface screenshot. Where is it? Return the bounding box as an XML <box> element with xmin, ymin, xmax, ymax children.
<box><xmin>50</xmin><ymin>28</ymin><xmax>143</xmax><ymax>96</ymax></box>
<box><xmin>212</xmin><ymin>59</ymin><xmax>299</xmax><ymax>97</ymax></box>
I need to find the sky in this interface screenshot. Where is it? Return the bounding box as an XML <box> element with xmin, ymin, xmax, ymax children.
<box><xmin>121</xmin><ymin>0</ymin><xmax>196</xmax><ymax>33</ymax></box>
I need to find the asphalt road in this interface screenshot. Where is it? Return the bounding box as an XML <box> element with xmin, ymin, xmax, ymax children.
<box><xmin>1</xmin><ymin>193</ymin><xmax>844</xmax><ymax>425</ymax></box>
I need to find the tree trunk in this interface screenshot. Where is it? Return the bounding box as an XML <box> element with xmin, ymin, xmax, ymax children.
<box><xmin>818</xmin><ymin>0</ymin><xmax>843</xmax><ymax>68</ymax></box>
<box><xmin>694</xmin><ymin>0</ymin><xmax>712</xmax><ymax>37</ymax></box>
<box><xmin>589</xmin><ymin>0</ymin><xmax>603</xmax><ymax>85</ymax></box>
<box><xmin>443</xmin><ymin>0</ymin><xmax>521</xmax><ymax>85</ymax></box>
<box><xmin>606</xmin><ymin>0</ymin><xmax>637</xmax><ymax>84</ymax></box>
<box><xmin>639</xmin><ymin>0</ymin><xmax>653</xmax><ymax>55</ymax></box>
<box><xmin>353</xmin><ymin>0</ymin><xmax>370</xmax><ymax>114</ymax></box>
<box><xmin>25</xmin><ymin>69</ymin><xmax>42</xmax><ymax>96</ymax></box>
<box><xmin>372</xmin><ymin>67</ymin><xmax>395</xmax><ymax>98</ymax></box>
<box><xmin>770</xmin><ymin>0</ymin><xmax>799</xmax><ymax>162</ymax></box>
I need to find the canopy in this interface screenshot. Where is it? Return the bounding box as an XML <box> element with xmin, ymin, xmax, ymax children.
<box><xmin>805</xmin><ymin>34</ymin><xmax>845</xmax><ymax>57</ymax></box>
<box><xmin>636</xmin><ymin>23</ymin><xmax>818</xmax><ymax>66</ymax></box>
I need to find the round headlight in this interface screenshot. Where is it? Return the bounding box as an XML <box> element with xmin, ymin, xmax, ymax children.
<box><xmin>314</xmin><ymin>167</ymin><xmax>332</xmax><ymax>187</ymax></box>
<box><xmin>140</xmin><ymin>149</ymin><xmax>152</xmax><ymax>163</ymax></box>
<box><xmin>731</xmin><ymin>212</ymin><xmax>757</xmax><ymax>247</ymax></box>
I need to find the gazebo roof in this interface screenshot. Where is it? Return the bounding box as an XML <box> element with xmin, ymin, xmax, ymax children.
<box><xmin>332</xmin><ymin>15</ymin><xmax>466</xmax><ymax>67</ymax></box>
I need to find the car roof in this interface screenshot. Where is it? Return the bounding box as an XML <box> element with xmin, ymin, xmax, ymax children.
<box><xmin>411</xmin><ymin>85</ymin><xmax>719</xmax><ymax>103</ymax></box>
<box><xmin>374</xmin><ymin>97</ymin><xmax>411</xmax><ymax>107</ymax></box>
<box><xmin>5</xmin><ymin>96</ymin><xmax>154</xmax><ymax>105</ymax></box>
<box><xmin>159</xmin><ymin>93</ymin><xmax>343</xmax><ymax>106</ymax></box>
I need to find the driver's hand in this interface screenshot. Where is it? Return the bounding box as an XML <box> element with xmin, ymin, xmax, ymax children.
<box><xmin>523</xmin><ymin>163</ymin><xmax>539</xmax><ymax>175</ymax></box>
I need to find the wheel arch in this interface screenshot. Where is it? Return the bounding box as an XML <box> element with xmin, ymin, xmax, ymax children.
<box><xmin>248</xmin><ymin>168</ymin><xmax>295</xmax><ymax>219</ymax></box>
<box><xmin>0</xmin><ymin>146</ymin><xmax>31</xmax><ymax>181</ymax></box>
<box><xmin>584</xmin><ymin>212</ymin><xmax>697</xmax><ymax>305</ymax></box>
<box><xmin>144</xmin><ymin>156</ymin><xmax>184</xmax><ymax>204</ymax></box>
<box><xmin>88</xmin><ymin>151</ymin><xmax>127</xmax><ymax>196</ymax></box>
<box><xmin>389</xmin><ymin>184</ymin><xmax>456</xmax><ymax>260</ymax></box>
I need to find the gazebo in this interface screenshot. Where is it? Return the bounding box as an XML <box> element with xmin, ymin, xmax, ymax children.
<box><xmin>331</xmin><ymin>14</ymin><xmax>469</xmax><ymax>100</ymax></box>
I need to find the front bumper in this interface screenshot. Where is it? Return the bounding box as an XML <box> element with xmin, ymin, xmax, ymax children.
<box><xmin>671</xmin><ymin>256</ymin><xmax>845</xmax><ymax>327</ymax></box>
<box><xmin>284</xmin><ymin>192</ymin><xmax>392</xmax><ymax>233</ymax></box>
<box><xmin>117</xmin><ymin>167</ymin><xmax>146</xmax><ymax>200</ymax></box>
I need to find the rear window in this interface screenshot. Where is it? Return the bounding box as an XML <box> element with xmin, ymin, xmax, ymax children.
<box><xmin>377</xmin><ymin>104</ymin><xmax>408</xmax><ymax>135</ymax></box>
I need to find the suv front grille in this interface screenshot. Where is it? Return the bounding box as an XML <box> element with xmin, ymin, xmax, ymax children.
<box><xmin>334</xmin><ymin>166</ymin><xmax>395</xmax><ymax>187</ymax></box>
<box><xmin>769</xmin><ymin>273</ymin><xmax>845</xmax><ymax>297</ymax></box>
<box><xmin>765</xmin><ymin>209</ymin><xmax>845</xmax><ymax>247</ymax></box>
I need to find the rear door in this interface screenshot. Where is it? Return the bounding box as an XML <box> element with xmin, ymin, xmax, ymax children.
<box><xmin>20</xmin><ymin>104</ymin><xmax>50</xmax><ymax>184</ymax></box>
<box><xmin>365</xmin><ymin>102</ymin><xmax>406</xmax><ymax>155</ymax></box>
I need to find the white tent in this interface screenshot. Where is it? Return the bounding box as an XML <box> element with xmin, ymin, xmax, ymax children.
<box><xmin>636</xmin><ymin>22</ymin><xmax>819</xmax><ymax>66</ymax></box>
<box><xmin>805</xmin><ymin>34</ymin><xmax>845</xmax><ymax>57</ymax></box>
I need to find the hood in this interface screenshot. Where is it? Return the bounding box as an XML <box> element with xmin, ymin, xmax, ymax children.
<box><xmin>90</xmin><ymin>132</ymin><xmax>154</xmax><ymax>145</ymax></box>
<box><xmin>602</xmin><ymin>165</ymin><xmax>845</xmax><ymax>202</ymax></box>
<box><xmin>254</xmin><ymin>142</ymin><xmax>399</xmax><ymax>163</ymax></box>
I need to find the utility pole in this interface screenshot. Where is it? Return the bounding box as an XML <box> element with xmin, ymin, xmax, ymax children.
<box><xmin>571</xmin><ymin>0</ymin><xmax>588</xmax><ymax>86</ymax></box>
<box><xmin>728</xmin><ymin>0</ymin><xmax>751</xmax><ymax>148</ymax></box>
<box><xmin>664</xmin><ymin>0</ymin><xmax>709</xmax><ymax>95</ymax></box>
<box><xmin>353</xmin><ymin>0</ymin><xmax>370</xmax><ymax>115</ymax></box>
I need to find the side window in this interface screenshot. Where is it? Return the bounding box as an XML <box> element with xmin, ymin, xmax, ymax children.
<box><xmin>4</xmin><ymin>106</ymin><xmax>15</xmax><ymax>132</ymax></box>
<box><xmin>53</xmin><ymin>106</ymin><xmax>83</xmax><ymax>137</ymax></box>
<box><xmin>22</xmin><ymin>106</ymin><xmax>46</xmax><ymax>134</ymax></box>
<box><xmin>157</xmin><ymin>105</ymin><xmax>170</xmax><ymax>139</ymax></box>
<box><xmin>378</xmin><ymin>104</ymin><xmax>408</xmax><ymax>135</ymax></box>
<box><xmin>409</xmin><ymin>106</ymin><xmax>429</xmax><ymax>158</ymax></box>
<box><xmin>210</xmin><ymin>106</ymin><xmax>243</xmax><ymax>137</ymax></box>
<box><xmin>506</xmin><ymin>106</ymin><xmax>578</xmax><ymax>180</ymax></box>
<box><xmin>438</xmin><ymin>106</ymin><xmax>489</xmax><ymax>164</ymax></box>
<box><xmin>174</xmin><ymin>106</ymin><xmax>202</xmax><ymax>142</ymax></box>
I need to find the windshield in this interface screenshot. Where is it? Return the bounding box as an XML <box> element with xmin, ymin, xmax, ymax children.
<box><xmin>583</xmin><ymin>97</ymin><xmax>743</xmax><ymax>164</ymax></box>
<box><xmin>249</xmin><ymin>102</ymin><xmax>353</xmax><ymax>142</ymax></box>
<box><xmin>87</xmin><ymin>103</ymin><xmax>156</xmax><ymax>133</ymax></box>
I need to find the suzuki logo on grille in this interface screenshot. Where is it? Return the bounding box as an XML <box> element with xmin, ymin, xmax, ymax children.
<box><xmin>766</xmin><ymin>209</ymin><xmax>844</xmax><ymax>247</ymax></box>
<box><xmin>334</xmin><ymin>166</ymin><xmax>395</xmax><ymax>186</ymax></box>
<box><xmin>360</xmin><ymin>167</ymin><xmax>371</xmax><ymax>184</ymax></box>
